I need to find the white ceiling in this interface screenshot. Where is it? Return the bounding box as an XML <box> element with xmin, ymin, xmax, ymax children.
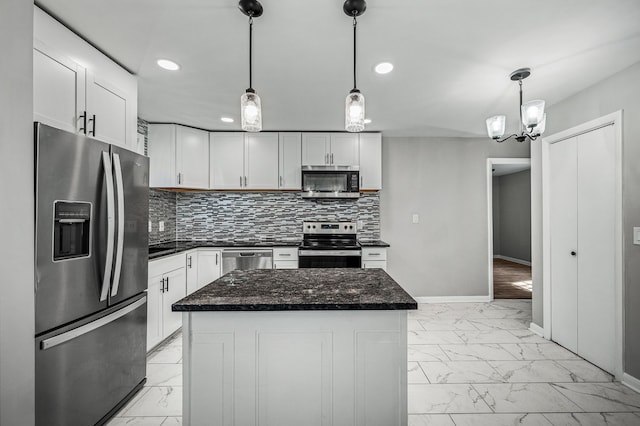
<box><xmin>36</xmin><ymin>0</ymin><xmax>640</xmax><ymax>137</ymax></box>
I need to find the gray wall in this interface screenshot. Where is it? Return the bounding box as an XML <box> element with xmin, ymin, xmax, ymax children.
<box><xmin>380</xmin><ymin>137</ymin><xmax>529</xmax><ymax>298</ymax></box>
<box><xmin>0</xmin><ymin>0</ymin><xmax>34</xmax><ymax>424</ymax></box>
<box><xmin>531</xmin><ymin>61</ymin><xmax>640</xmax><ymax>379</ymax></box>
<box><xmin>496</xmin><ymin>170</ymin><xmax>531</xmax><ymax>262</ymax></box>
<box><xmin>492</xmin><ymin>178</ymin><xmax>501</xmax><ymax>254</ymax></box>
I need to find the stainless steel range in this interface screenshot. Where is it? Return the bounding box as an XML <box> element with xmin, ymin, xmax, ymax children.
<box><xmin>298</xmin><ymin>221</ymin><xmax>361</xmax><ymax>268</ymax></box>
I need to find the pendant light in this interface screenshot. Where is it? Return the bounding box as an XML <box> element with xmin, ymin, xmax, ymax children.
<box><xmin>485</xmin><ymin>68</ymin><xmax>546</xmax><ymax>143</ymax></box>
<box><xmin>344</xmin><ymin>0</ymin><xmax>367</xmax><ymax>132</ymax></box>
<box><xmin>239</xmin><ymin>0</ymin><xmax>263</xmax><ymax>132</ymax></box>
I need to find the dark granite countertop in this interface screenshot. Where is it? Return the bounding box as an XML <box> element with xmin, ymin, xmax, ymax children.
<box><xmin>358</xmin><ymin>240</ymin><xmax>390</xmax><ymax>247</ymax></box>
<box><xmin>149</xmin><ymin>239</ymin><xmax>302</xmax><ymax>260</ymax></box>
<box><xmin>172</xmin><ymin>268</ymin><xmax>416</xmax><ymax>311</ymax></box>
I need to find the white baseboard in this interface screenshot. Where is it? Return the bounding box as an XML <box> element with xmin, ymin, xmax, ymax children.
<box><xmin>414</xmin><ymin>296</ymin><xmax>492</xmax><ymax>304</ymax></box>
<box><xmin>529</xmin><ymin>322</ymin><xmax>545</xmax><ymax>337</ymax></box>
<box><xmin>493</xmin><ymin>255</ymin><xmax>532</xmax><ymax>266</ymax></box>
<box><xmin>622</xmin><ymin>373</ymin><xmax>640</xmax><ymax>393</ymax></box>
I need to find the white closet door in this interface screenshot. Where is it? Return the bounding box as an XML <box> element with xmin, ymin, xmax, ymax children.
<box><xmin>576</xmin><ymin>125</ymin><xmax>616</xmax><ymax>373</ymax></box>
<box><xmin>550</xmin><ymin>137</ymin><xmax>578</xmax><ymax>353</ymax></box>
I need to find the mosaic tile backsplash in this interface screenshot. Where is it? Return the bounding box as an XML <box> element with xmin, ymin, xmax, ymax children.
<box><xmin>149</xmin><ymin>189</ymin><xmax>176</xmax><ymax>244</ymax></box>
<box><xmin>149</xmin><ymin>190</ymin><xmax>380</xmax><ymax>243</ymax></box>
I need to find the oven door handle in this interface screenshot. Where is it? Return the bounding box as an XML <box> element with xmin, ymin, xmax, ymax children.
<box><xmin>299</xmin><ymin>250</ymin><xmax>362</xmax><ymax>256</ymax></box>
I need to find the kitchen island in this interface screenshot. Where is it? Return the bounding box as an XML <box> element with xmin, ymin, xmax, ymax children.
<box><xmin>173</xmin><ymin>268</ymin><xmax>417</xmax><ymax>426</ymax></box>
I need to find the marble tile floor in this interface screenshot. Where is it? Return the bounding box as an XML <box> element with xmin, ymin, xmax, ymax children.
<box><xmin>107</xmin><ymin>300</ymin><xmax>640</xmax><ymax>425</ymax></box>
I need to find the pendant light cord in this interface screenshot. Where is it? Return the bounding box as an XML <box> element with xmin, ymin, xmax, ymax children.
<box><xmin>249</xmin><ymin>16</ymin><xmax>253</xmax><ymax>90</ymax></box>
<box><xmin>353</xmin><ymin>16</ymin><xmax>357</xmax><ymax>91</ymax></box>
<box><xmin>518</xmin><ymin>79</ymin><xmax>523</xmax><ymax>133</ymax></box>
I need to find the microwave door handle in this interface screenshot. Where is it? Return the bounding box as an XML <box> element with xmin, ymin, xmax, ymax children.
<box><xmin>111</xmin><ymin>153</ymin><xmax>125</xmax><ymax>297</ymax></box>
<box><xmin>100</xmin><ymin>152</ymin><xmax>115</xmax><ymax>302</ymax></box>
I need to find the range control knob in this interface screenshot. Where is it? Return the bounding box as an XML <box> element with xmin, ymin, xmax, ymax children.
<box><xmin>312</xmin><ymin>225</ymin><xmax>316</xmax><ymax>229</ymax></box>
<box><xmin>349</xmin><ymin>225</ymin><xmax>353</xmax><ymax>229</ymax></box>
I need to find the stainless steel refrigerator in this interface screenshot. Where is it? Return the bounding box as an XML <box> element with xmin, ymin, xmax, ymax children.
<box><xmin>34</xmin><ymin>123</ymin><xmax>149</xmax><ymax>426</ymax></box>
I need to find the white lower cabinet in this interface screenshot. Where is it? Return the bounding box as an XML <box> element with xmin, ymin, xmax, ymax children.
<box><xmin>185</xmin><ymin>250</ymin><xmax>199</xmax><ymax>295</ymax></box>
<box><xmin>147</xmin><ymin>254</ymin><xmax>187</xmax><ymax>351</ymax></box>
<box><xmin>273</xmin><ymin>247</ymin><xmax>299</xmax><ymax>269</ymax></box>
<box><xmin>197</xmin><ymin>249</ymin><xmax>222</xmax><ymax>288</ymax></box>
<box><xmin>362</xmin><ymin>247</ymin><xmax>387</xmax><ymax>271</ymax></box>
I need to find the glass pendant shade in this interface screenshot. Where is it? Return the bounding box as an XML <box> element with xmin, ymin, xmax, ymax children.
<box><xmin>521</xmin><ymin>99</ymin><xmax>545</xmax><ymax>128</ymax></box>
<box><xmin>486</xmin><ymin>115</ymin><xmax>506</xmax><ymax>139</ymax></box>
<box><xmin>241</xmin><ymin>91</ymin><xmax>262</xmax><ymax>132</ymax></box>
<box><xmin>531</xmin><ymin>113</ymin><xmax>546</xmax><ymax>135</ymax></box>
<box><xmin>345</xmin><ymin>91</ymin><xmax>365</xmax><ymax>132</ymax></box>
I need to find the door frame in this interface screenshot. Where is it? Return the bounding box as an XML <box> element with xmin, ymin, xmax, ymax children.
<box><xmin>486</xmin><ymin>157</ymin><xmax>532</xmax><ymax>300</ymax></box>
<box><xmin>541</xmin><ymin>110</ymin><xmax>623</xmax><ymax>378</ymax></box>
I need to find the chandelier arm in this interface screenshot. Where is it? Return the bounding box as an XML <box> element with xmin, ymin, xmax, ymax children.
<box><xmin>495</xmin><ymin>133</ymin><xmax>519</xmax><ymax>143</ymax></box>
<box><xmin>518</xmin><ymin>79</ymin><xmax>524</xmax><ymax>133</ymax></box>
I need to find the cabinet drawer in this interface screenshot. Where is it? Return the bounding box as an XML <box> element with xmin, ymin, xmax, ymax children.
<box><xmin>362</xmin><ymin>248</ymin><xmax>387</xmax><ymax>261</ymax></box>
<box><xmin>273</xmin><ymin>247</ymin><xmax>299</xmax><ymax>261</ymax></box>
<box><xmin>273</xmin><ymin>260</ymin><xmax>298</xmax><ymax>269</ymax></box>
<box><xmin>149</xmin><ymin>253</ymin><xmax>185</xmax><ymax>278</ymax></box>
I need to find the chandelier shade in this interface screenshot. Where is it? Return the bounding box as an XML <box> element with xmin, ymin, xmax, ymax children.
<box><xmin>522</xmin><ymin>99</ymin><xmax>545</xmax><ymax>128</ymax></box>
<box><xmin>486</xmin><ymin>115</ymin><xmax>506</xmax><ymax>140</ymax></box>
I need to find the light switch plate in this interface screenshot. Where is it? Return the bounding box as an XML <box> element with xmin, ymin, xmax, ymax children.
<box><xmin>634</xmin><ymin>227</ymin><xmax>640</xmax><ymax>245</ymax></box>
<box><xmin>159</xmin><ymin>221</ymin><xmax>164</xmax><ymax>232</ymax></box>
<box><xmin>412</xmin><ymin>214</ymin><xmax>420</xmax><ymax>224</ymax></box>
<box><xmin>148</xmin><ymin>221</ymin><xmax>152</xmax><ymax>233</ymax></box>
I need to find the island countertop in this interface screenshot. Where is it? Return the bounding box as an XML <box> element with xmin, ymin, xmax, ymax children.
<box><xmin>172</xmin><ymin>268</ymin><xmax>417</xmax><ymax>312</ymax></box>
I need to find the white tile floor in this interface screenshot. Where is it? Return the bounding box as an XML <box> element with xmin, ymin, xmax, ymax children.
<box><xmin>107</xmin><ymin>300</ymin><xmax>640</xmax><ymax>425</ymax></box>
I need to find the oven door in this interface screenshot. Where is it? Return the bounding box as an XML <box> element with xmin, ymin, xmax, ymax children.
<box><xmin>298</xmin><ymin>249</ymin><xmax>362</xmax><ymax>268</ymax></box>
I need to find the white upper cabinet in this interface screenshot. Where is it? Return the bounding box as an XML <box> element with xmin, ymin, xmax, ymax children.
<box><xmin>329</xmin><ymin>133</ymin><xmax>360</xmax><ymax>166</ymax></box>
<box><xmin>210</xmin><ymin>132</ymin><xmax>245</xmax><ymax>189</ymax></box>
<box><xmin>279</xmin><ymin>133</ymin><xmax>302</xmax><ymax>190</ymax></box>
<box><xmin>176</xmin><ymin>126</ymin><xmax>210</xmax><ymax>189</ymax></box>
<box><xmin>359</xmin><ymin>133</ymin><xmax>382</xmax><ymax>190</ymax></box>
<box><xmin>33</xmin><ymin>8</ymin><xmax>138</xmax><ymax>152</ymax></box>
<box><xmin>33</xmin><ymin>40</ymin><xmax>85</xmax><ymax>134</ymax></box>
<box><xmin>245</xmin><ymin>133</ymin><xmax>279</xmax><ymax>189</ymax></box>
<box><xmin>210</xmin><ymin>132</ymin><xmax>280</xmax><ymax>190</ymax></box>
<box><xmin>301</xmin><ymin>133</ymin><xmax>359</xmax><ymax>166</ymax></box>
<box><xmin>148</xmin><ymin>124</ymin><xmax>209</xmax><ymax>189</ymax></box>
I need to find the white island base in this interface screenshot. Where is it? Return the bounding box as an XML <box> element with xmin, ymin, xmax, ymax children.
<box><xmin>182</xmin><ymin>309</ymin><xmax>408</xmax><ymax>426</ymax></box>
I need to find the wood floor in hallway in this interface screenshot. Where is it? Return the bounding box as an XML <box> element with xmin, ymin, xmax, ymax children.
<box><xmin>493</xmin><ymin>258</ymin><xmax>532</xmax><ymax>299</ymax></box>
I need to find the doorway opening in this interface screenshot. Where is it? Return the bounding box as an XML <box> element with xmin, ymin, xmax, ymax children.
<box><xmin>487</xmin><ymin>158</ymin><xmax>531</xmax><ymax>300</ymax></box>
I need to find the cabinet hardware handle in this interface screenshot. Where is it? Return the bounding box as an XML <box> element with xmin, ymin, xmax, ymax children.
<box><xmin>331</xmin><ymin>153</ymin><xmax>334</xmax><ymax>164</ymax></box>
<box><xmin>325</xmin><ymin>153</ymin><xmax>329</xmax><ymax>164</ymax></box>
<box><xmin>240</xmin><ymin>176</ymin><xmax>243</xmax><ymax>187</ymax></box>
<box><xmin>279</xmin><ymin>176</ymin><xmax>283</xmax><ymax>187</ymax></box>
<box><xmin>369</xmin><ymin>253</ymin><xmax>381</xmax><ymax>256</ymax></box>
<box><xmin>244</xmin><ymin>176</ymin><xmax>247</xmax><ymax>187</ymax></box>
<box><xmin>160</xmin><ymin>278</ymin><xmax>165</xmax><ymax>293</ymax></box>
<box><xmin>166</xmin><ymin>277</ymin><xmax>169</xmax><ymax>291</ymax></box>
<box><xmin>178</xmin><ymin>173</ymin><xmax>182</xmax><ymax>184</ymax></box>
<box><xmin>361</xmin><ymin>176</ymin><xmax>363</xmax><ymax>187</ymax></box>
<box><xmin>88</xmin><ymin>114</ymin><xmax>96</xmax><ymax>136</ymax></box>
<box><xmin>188</xmin><ymin>256</ymin><xmax>192</xmax><ymax>268</ymax></box>
<box><xmin>571</xmin><ymin>251</ymin><xmax>577</xmax><ymax>256</ymax></box>
<box><xmin>216</xmin><ymin>253</ymin><xmax>218</xmax><ymax>264</ymax></box>
<box><xmin>280</xmin><ymin>253</ymin><xmax>291</xmax><ymax>257</ymax></box>
<box><xmin>79</xmin><ymin>111</ymin><xmax>87</xmax><ymax>134</ymax></box>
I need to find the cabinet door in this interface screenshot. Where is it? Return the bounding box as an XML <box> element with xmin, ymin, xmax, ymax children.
<box><xmin>197</xmin><ymin>250</ymin><xmax>221</xmax><ymax>289</ymax></box>
<box><xmin>245</xmin><ymin>133</ymin><xmax>279</xmax><ymax>189</ymax></box>
<box><xmin>210</xmin><ymin>132</ymin><xmax>245</xmax><ymax>189</ymax></box>
<box><xmin>33</xmin><ymin>40</ymin><xmax>86</xmax><ymax>134</ymax></box>
<box><xmin>273</xmin><ymin>261</ymin><xmax>298</xmax><ymax>269</ymax></box>
<box><xmin>148</xmin><ymin>124</ymin><xmax>176</xmax><ymax>187</ymax></box>
<box><xmin>162</xmin><ymin>267</ymin><xmax>186</xmax><ymax>337</ymax></box>
<box><xmin>86</xmin><ymin>71</ymin><xmax>128</xmax><ymax>147</ymax></box>
<box><xmin>279</xmin><ymin>133</ymin><xmax>302</xmax><ymax>189</ymax></box>
<box><xmin>177</xmin><ymin>126</ymin><xmax>209</xmax><ymax>189</ymax></box>
<box><xmin>362</xmin><ymin>261</ymin><xmax>387</xmax><ymax>271</ymax></box>
<box><xmin>185</xmin><ymin>251</ymin><xmax>199</xmax><ymax>295</ymax></box>
<box><xmin>301</xmin><ymin>133</ymin><xmax>330</xmax><ymax>166</ymax></box>
<box><xmin>147</xmin><ymin>273</ymin><xmax>164</xmax><ymax>351</ymax></box>
<box><xmin>359</xmin><ymin>133</ymin><xmax>382</xmax><ymax>190</ymax></box>
<box><xmin>330</xmin><ymin>133</ymin><xmax>359</xmax><ymax>166</ymax></box>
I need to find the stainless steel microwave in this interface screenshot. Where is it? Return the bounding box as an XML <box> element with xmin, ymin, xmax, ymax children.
<box><xmin>301</xmin><ymin>165</ymin><xmax>360</xmax><ymax>199</ymax></box>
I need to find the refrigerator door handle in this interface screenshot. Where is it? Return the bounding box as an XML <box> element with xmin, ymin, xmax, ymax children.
<box><xmin>100</xmin><ymin>152</ymin><xmax>115</xmax><ymax>302</ymax></box>
<box><xmin>111</xmin><ymin>153</ymin><xmax>125</xmax><ymax>297</ymax></box>
<box><xmin>40</xmin><ymin>296</ymin><xmax>147</xmax><ymax>350</ymax></box>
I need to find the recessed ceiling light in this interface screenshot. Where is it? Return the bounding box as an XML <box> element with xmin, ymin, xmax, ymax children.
<box><xmin>374</xmin><ymin>62</ymin><xmax>394</xmax><ymax>74</ymax></box>
<box><xmin>220</xmin><ymin>117</ymin><xmax>234</xmax><ymax>123</ymax></box>
<box><xmin>364</xmin><ymin>118</ymin><xmax>372</xmax><ymax>124</ymax></box>
<box><xmin>157</xmin><ymin>59</ymin><xmax>180</xmax><ymax>71</ymax></box>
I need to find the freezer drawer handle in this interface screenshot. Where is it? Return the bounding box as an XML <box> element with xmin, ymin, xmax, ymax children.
<box><xmin>100</xmin><ymin>152</ymin><xmax>115</xmax><ymax>302</ymax></box>
<box><xmin>111</xmin><ymin>153</ymin><xmax>125</xmax><ymax>297</ymax></box>
<box><xmin>40</xmin><ymin>296</ymin><xmax>147</xmax><ymax>350</ymax></box>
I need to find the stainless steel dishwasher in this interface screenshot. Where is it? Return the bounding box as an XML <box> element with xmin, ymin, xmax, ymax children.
<box><xmin>222</xmin><ymin>249</ymin><xmax>273</xmax><ymax>275</ymax></box>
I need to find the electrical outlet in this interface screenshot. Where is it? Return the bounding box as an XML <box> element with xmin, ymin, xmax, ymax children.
<box><xmin>412</xmin><ymin>214</ymin><xmax>420</xmax><ymax>224</ymax></box>
<box><xmin>148</xmin><ymin>221</ymin><xmax>152</xmax><ymax>233</ymax></box>
<box><xmin>159</xmin><ymin>221</ymin><xmax>164</xmax><ymax>232</ymax></box>
<box><xmin>357</xmin><ymin>220</ymin><xmax>364</xmax><ymax>230</ymax></box>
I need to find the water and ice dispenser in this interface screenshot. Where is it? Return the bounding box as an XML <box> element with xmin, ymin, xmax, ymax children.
<box><xmin>53</xmin><ymin>201</ymin><xmax>91</xmax><ymax>261</ymax></box>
